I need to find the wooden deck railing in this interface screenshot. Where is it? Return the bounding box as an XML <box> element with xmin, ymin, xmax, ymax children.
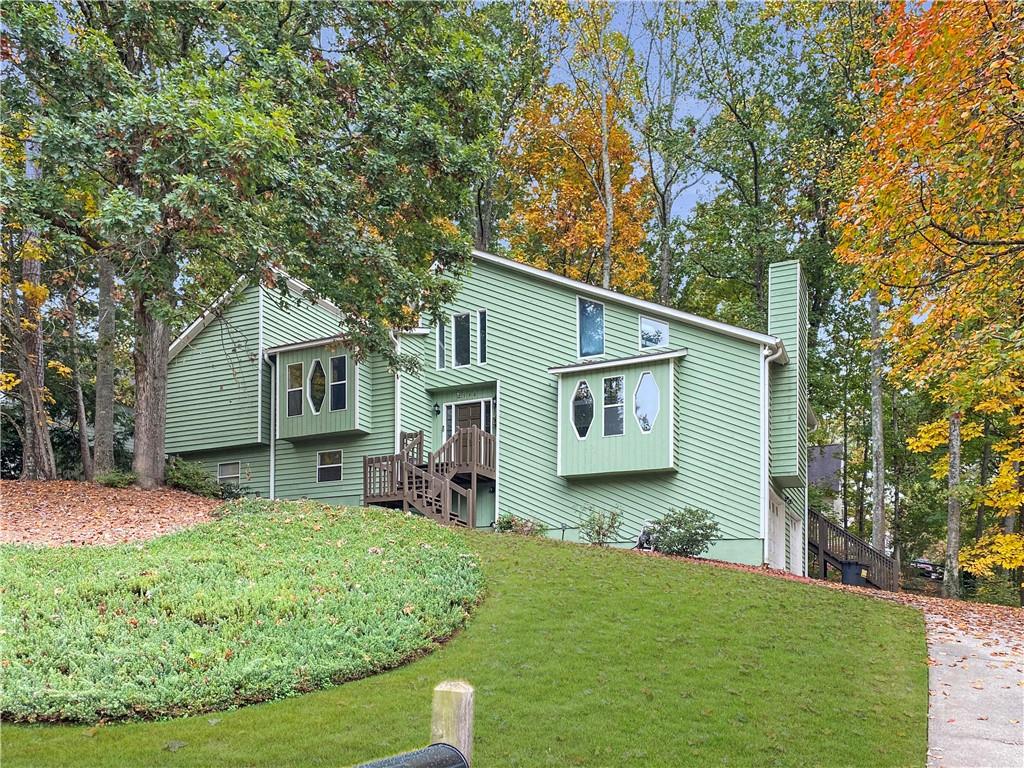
<box><xmin>807</xmin><ymin>509</ymin><xmax>899</xmax><ymax>591</ymax></box>
<box><xmin>429</xmin><ymin>427</ymin><xmax>496</xmax><ymax>479</ymax></box>
<box><xmin>400</xmin><ymin>430</ymin><xmax>425</xmax><ymax>465</ymax></box>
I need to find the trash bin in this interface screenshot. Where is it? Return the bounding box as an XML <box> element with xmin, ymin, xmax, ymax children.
<box><xmin>840</xmin><ymin>561</ymin><xmax>867</xmax><ymax>586</ymax></box>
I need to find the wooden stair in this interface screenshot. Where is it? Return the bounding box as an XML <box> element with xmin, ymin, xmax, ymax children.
<box><xmin>363</xmin><ymin>427</ymin><xmax>495</xmax><ymax>528</ymax></box>
<box><xmin>807</xmin><ymin>509</ymin><xmax>899</xmax><ymax>591</ymax></box>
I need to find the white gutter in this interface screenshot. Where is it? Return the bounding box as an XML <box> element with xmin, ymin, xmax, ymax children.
<box><xmin>548</xmin><ymin>348</ymin><xmax>688</xmax><ymax>375</ymax></box>
<box><xmin>391</xmin><ymin>330</ymin><xmax>401</xmax><ymax>453</ymax></box>
<box><xmin>264</xmin><ymin>351</ymin><xmax>277</xmax><ymax>499</ymax></box>
<box><xmin>256</xmin><ymin>288</ymin><xmax>264</xmax><ymax>443</ymax></box>
<box><xmin>760</xmin><ymin>342</ymin><xmax>786</xmax><ymax>562</ymax></box>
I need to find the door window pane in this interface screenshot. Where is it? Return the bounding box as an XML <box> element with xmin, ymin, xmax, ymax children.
<box><xmin>603</xmin><ymin>376</ymin><xmax>624</xmax><ymax>436</ymax></box>
<box><xmin>634</xmin><ymin>372</ymin><xmax>660</xmax><ymax>432</ymax></box>
<box><xmin>571</xmin><ymin>381</ymin><xmax>594</xmax><ymax>438</ymax></box>
<box><xmin>578</xmin><ymin>298</ymin><xmax>605</xmax><ymax>357</ymax></box>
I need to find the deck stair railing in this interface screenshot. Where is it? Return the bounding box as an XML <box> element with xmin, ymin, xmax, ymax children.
<box><xmin>807</xmin><ymin>509</ymin><xmax>899</xmax><ymax>592</ymax></box>
<box><xmin>363</xmin><ymin>427</ymin><xmax>495</xmax><ymax>529</ymax></box>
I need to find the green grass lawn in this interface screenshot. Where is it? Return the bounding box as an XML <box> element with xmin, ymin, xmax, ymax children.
<box><xmin>3</xmin><ymin>524</ymin><xmax>927</xmax><ymax>767</ymax></box>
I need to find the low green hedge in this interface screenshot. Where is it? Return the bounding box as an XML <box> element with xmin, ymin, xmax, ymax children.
<box><xmin>1</xmin><ymin>499</ymin><xmax>483</xmax><ymax>723</ymax></box>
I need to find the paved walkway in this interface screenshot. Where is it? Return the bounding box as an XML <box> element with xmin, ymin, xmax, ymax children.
<box><xmin>925</xmin><ymin>609</ymin><xmax>1023</xmax><ymax>768</ymax></box>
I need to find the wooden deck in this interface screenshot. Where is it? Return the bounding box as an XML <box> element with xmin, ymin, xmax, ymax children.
<box><xmin>807</xmin><ymin>509</ymin><xmax>899</xmax><ymax>591</ymax></box>
<box><xmin>363</xmin><ymin>427</ymin><xmax>496</xmax><ymax>528</ymax></box>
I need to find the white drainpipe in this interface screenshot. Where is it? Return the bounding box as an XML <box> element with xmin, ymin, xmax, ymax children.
<box><xmin>264</xmin><ymin>351</ymin><xmax>276</xmax><ymax>499</ymax></box>
<box><xmin>761</xmin><ymin>343</ymin><xmax>786</xmax><ymax>563</ymax></box>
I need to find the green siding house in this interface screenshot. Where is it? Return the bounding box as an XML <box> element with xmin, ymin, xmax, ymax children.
<box><xmin>166</xmin><ymin>251</ymin><xmax>811</xmax><ymax>572</ymax></box>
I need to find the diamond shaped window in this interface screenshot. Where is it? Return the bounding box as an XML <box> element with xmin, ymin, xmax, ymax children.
<box><xmin>308</xmin><ymin>360</ymin><xmax>326</xmax><ymax>414</ymax></box>
<box><xmin>571</xmin><ymin>381</ymin><xmax>594</xmax><ymax>439</ymax></box>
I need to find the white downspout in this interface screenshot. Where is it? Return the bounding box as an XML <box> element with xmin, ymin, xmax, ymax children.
<box><xmin>264</xmin><ymin>351</ymin><xmax>276</xmax><ymax>499</ymax></box>
<box><xmin>391</xmin><ymin>330</ymin><xmax>401</xmax><ymax>453</ymax></box>
<box><xmin>761</xmin><ymin>343</ymin><xmax>785</xmax><ymax>564</ymax></box>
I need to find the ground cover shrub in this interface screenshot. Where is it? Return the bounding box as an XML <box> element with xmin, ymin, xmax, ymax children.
<box><xmin>164</xmin><ymin>457</ymin><xmax>221</xmax><ymax>498</ymax></box>
<box><xmin>578</xmin><ymin>507</ymin><xmax>622</xmax><ymax>546</ymax></box>
<box><xmin>495</xmin><ymin>512</ymin><xmax>544</xmax><ymax>536</ymax></box>
<box><xmin>648</xmin><ymin>506</ymin><xmax>721</xmax><ymax>557</ymax></box>
<box><xmin>95</xmin><ymin>469</ymin><xmax>137</xmax><ymax>488</ymax></box>
<box><xmin>1</xmin><ymin>499</ymin><xmax>483</xmax><ymax>723</ymax></box>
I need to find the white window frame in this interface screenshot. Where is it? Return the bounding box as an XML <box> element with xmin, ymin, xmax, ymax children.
<box><xmin>307</xmin><ymin>359</ymin><xmax>326</xmax><ymax>415</ymax></box>
<box><xmin>217</xmin><ymin>461</ymin><xmax>241</xmax><ymax>487</ymax></box>
<box><xmin>329</xmin><ymin>354</ymin><xmax>348</xmax><ymax>412</ymax></box>
<box><xmin>316</xmin><ymin>449</ymin><xmax>343</xmax><ymax>483</ymax></box>
<box><xmin>602</xmin><ymin>375</ymin><xmax>625</xmax><ymax>438</ymax></box>
<box><xmin>442</xmin><ymin>397</ymin><xmax>496</xmax><ymax>441</ymax></box>
<box><xmin>286</xmin><ymin>362</ymin><xmax>303</xmax><ymax>418</ymax></box>
<box><xmin>633</xmin><ymin>369</ymin><xmax>659</xmax><ymax>433</ymax></box>
<box><xmin>638</xmin><ymin>315</ymin><xmax>670</xmax><ymax>350</ymax></box>
<box><xmin>569</xmin><ymin>379</ymin><xmax>594</xmax><ymax>441</ymax></box>
<box><xmin>452</xmin><ymin>312</ymin><xmax>472</xmax><ymax>368</ymax></box>
<box><xmin>577</xmin><ymin>296</ymin><xmax>605</xmax><ymax>359</ymax></box>
<box><xmin>436</xmin><ymin>319</ymin><xmax>447</xmax><ymax>370</ymax></box>
<box><xmin>477</xmin><ymin>309</ymin><xmax>488</xmax><ymax>365</ymax></box>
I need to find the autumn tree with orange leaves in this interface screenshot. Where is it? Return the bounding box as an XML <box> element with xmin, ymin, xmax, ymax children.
<box><xmin>837</xmin><ymin>0</ymin><xmax>1024</xmax><ymax>599</ymax></box>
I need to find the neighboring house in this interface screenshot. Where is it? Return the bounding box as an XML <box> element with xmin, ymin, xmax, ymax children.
<box><xmin>165</xmin><ymin>251</ymin><xmax>810</xmax><ymax>574</ymax></box>
<box><xmin>809</xmin><ymin>443</ymin><xmax>844</xmax><ymax>520</ymax></box>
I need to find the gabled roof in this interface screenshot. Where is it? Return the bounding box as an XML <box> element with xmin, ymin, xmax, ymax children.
<box><xmin>472</xmin><ymin>250</ymin><xmax>779</xmax><ymax>347</ymax></box>
<box><xmin>548</xmin><ymin>348</ymin><xmax>689</xmax><ymax>375</ymax></box>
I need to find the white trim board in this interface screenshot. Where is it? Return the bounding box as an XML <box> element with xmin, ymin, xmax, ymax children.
<box><xmin>549</xmin><ymin>349</ymin><xmax>688</xmax><ymax>375</ymax></box>
<box><xmin>472</xmin><ymin>249</ymin><xmax>780</xmax><ymax>347</ymax></box>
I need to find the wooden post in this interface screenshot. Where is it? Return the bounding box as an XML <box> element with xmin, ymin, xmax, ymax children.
<box><xmin>431</xmin><ymin>680</ymin><xmax>474</xmax><ymax>765</ymax></box>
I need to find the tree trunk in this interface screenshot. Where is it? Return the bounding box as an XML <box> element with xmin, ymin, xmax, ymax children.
<box><xmin>657</xmin><ymin>185</ymin><xmax>672</xmax><ymax>303</ymax></box>
<box><xmin>93</xmin><ymin>255</ymin><xmax>116</xmax><ymax>475</ymax></box>
<box><xmin>131</xmin><ymin>289</ymin><xmax>171</xmax><ymax>488</ymax></box>
<box><xmin>17</xmin><ymin>252</ymin><xmax>56</xmax><ymax>480</ymax></box>
<box><xmin>599</xmin><ymin>91</ymin><xmax>613</xmax><ymax>291</ymax></box>
<box><xmin>943</xmin><ymin>411</ymin><xmax>963</xmax><ymax>599</ymax></box>
<box><xmin>68</xmin><ymin>292</ymin><xmax>94</xmax><ymax>481</ymax></box>
<box><xmin>857</xmin><ymin>423</ymin><xmax>868</xmax><ymax>538</ymax></box>
<box><xmin>869</xmin><ymin>291</ymin><xmax>886</xmax><ymax>551</ymax></box>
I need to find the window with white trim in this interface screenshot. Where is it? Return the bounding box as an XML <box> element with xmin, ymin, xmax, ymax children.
<box><xmin>217</xmin><ymin>461</ymin><xmax>240</xmax><ymax>488</ymax></box>
<box><xmin>571</xmin><ymin>381</ymin><xmax>594</xmax><ymax>439</ymax></box>
<box><xmin>329</xmin><ymin>355</ymin><xmax>347</xmax><ymax>411</ymax></box>
<box><xmin>639</xmin><ymin>316</ymin><xmax>669</xmax><ymax>349</ymax></box>
<box><xmin>317</xmin><ymin>450</ymin><xmax>343</xmax><ymax>483</ymax></box>
<box><xmin>603</xmin><ymin>376</ymin><xmax>624</xmax><ymax>436</ymax></box>
<box><xmin>478</xmin><ymin>310</ymin><xmax>487</xmax><ymax>364</ymax></box>
<box><xmin>308</xmin><ymin>360</ymin><xmax>326</xmax><ymax>413</ymax></box>
<box><xmin>286</xmin><ymin>363</ymin><xmax>303</xmax><ymax>417</ymax></box>
<box><xmin>453</xmin><ymin>313</ymin><xmax>471</xmax><ymax>367</ymax></box>
<box><xmin>633</xmin><ymin>371</ymin><xmax>660</xmax><ymax>432</ymax></box>
<box><xmin>437</xmin><ymin>320</ymin><xmax>447</xmax><ymax>369</ymax></box>
<box><xmin>578</xmin><ymin>297</ymin><xmax>605</xmax><ymax>357</ymax></box>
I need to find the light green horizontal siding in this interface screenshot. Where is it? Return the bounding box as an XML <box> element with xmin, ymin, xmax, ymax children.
<box><xmin>276</xmin><ymin>346</ymin><xmax>365</xmax><ymax>440</ymax></box>
<box><xmin>768</xmin><ymin>262</ymin><xmax>807</xmax><ymax>488</ymax></box>
<box><xmin>411</xmin><ymin>258</ymin><xmax>764</xmax><ymax>548</ymax></box>
<box><xmin>175</xmin><ymin>444</ymin><xmax>271</xmax><ymax>498</ymax></box>
<box><xmin>166</xmin><ymin>285</ymin><xmax>261</xmax><ymax>454</ymax></box>
<box><xmin>397</xmin><ymin>334</ymin><xmax>435</xmax><ymax>452</ymax></box>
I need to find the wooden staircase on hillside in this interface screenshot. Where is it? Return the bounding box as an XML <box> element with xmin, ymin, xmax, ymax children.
<box><xmin>362</xmin><ymin>427</ymin><xmax>496</xmax><ymax>529</ymax></box>
<box><xmin>807</xmin><ymin>509</ymin><xmax>899</xmax><ymax>591</ymax></box>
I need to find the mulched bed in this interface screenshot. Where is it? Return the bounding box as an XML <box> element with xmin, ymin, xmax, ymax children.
<box><xmin>638</xmin><ymin>549</ymin><xmax>1024</xmax><ymax>653</ymax></box>
<box><xmin>0</xmin><ymin>480</ymin><xmax>220</xmax><ymax>546</ymax></box>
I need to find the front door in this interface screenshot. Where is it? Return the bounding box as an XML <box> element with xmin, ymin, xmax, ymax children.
<box><xmin>454</xmin><ymin>402</ymin><xmax>482</xmax><ymax>431</ymax></box>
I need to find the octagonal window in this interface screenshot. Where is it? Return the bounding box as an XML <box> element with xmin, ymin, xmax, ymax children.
<box><xmin>634</xmin><ymin>372</ymin><xmax>660</xmax><ymax>433</ymax></box>
<box><xmin>308</xmin><ymin>360</ymin><xmax>326</xmax><ymax>414</ymax></box>
<box><xmin>571</xmin><ymin>380</ymin><xmax>594</xmax><ymax>439</ymax></box>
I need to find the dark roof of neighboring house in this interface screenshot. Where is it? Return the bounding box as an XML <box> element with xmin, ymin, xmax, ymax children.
<box><xmin>808</xmin><ymin>443</ymin><xmax>843</xmax><ymax>493</ymax></box>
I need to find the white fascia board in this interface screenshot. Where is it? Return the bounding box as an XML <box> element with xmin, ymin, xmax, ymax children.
<box><xmin>472</xmin><ymin>249</ymin><xmax>779</xmax><ymax>347</ymax></box>
<box><xmin>264</xmin><ymin>336</ymin><xmax>347</xmax><ymax>355</ymax></box>
<box><xmin>548</xmin><ymin>349</ymin><xmax>688</xmax><ymax>375</ymax></box>
<box><xmin>168</xmin><ymin>277</ymin><xmax>249</xmax><ymax>362</ymax></box>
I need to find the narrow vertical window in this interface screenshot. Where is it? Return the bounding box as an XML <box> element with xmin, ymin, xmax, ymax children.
<box><xmin>308</xmin><ymin>360</ymin><xmax>326</xmax><ymax>414</ymax></box>
<box><xmin>603</xmin><ymin>376</ymin><xmax>624</xmax><ymax>436</ymax></box>
<box><xmin>317</xmin><ymin>450</ymin><xmax>343</xmax><ymax>482</ymax></box>
<box><xmin>483</xmin><ymin>398</ymin><xmax>492</xmax><ymax>433</ymax></box>
<box><xmin>478</xmin><ymin>310</ymin><xmax>487</xmax><ymax>364</ymax></box>
<box><xmin>437</xmin><ymin>320</ymin><xmax>447</xmax><ymax>369</ymax></box>
<box><xmin>217</xmin><ymin>461</ymin><xmax>240</xmax><ymax>488</ymax></box>
<box><xmin>454</xmin><ymin>313</ymin><xmax>471</xmax><ymax>367</ymax></box>
<box><xmin>444</xmin><ymin>403</ymin><xmax>454</xmax><ymax>441</ymax></box>
<box><xmin>286</xmin><ymin>362</ymin><xmax>303</xmax><ymax>417</ymax></box>
<box><xmin>633</xmin><ymin>371</ymin><xmax>660</xmax><ymax>433</ymax></box>
<box><xmin>329</xmin><ymin>355</ymin><xmax>347</xmax><ymax>411</ymax></box>
<box><xmin>578</xmin><ymin>298</ymin><xmax>605</xmax><ymax>357</ymax></box>
<box><xmin>571</xmin><ymin>381</ymin><xmax>594</xmax><ymax>439</ymax></box>
<box><xmin>639</xmin><ymin>316</ymin><xmax>669</xmax><ymax>349</ymax></box>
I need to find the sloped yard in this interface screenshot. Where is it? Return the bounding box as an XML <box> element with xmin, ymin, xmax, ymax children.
<box><xmin>4</xmin><ymin>506</ymin><xmax>927</xmax><ymax>768</ymax></box>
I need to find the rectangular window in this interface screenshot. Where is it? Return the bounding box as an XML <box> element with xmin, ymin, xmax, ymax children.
<box><xmin>444</xmin><ymin>403</ymin><xmax>454</xmax><ymax>441</ymax></box>
<box><xmin>286</xmin><ymin>362</ymin><xmax>303</xmax><ymax>417</ymax></box>
<box><xmin>329</xmin><ymin>355</ymin><xmax>347</xmax><ymax>411</ymax></box>
<box><xmin>317</xmin><ymin>450</ymin><xmax>343</xmax><ymax>483</ymax></box>
<box><xmin>437</xmin><ymin>320</ymin><xmax>447</xmax><ymax>369</ymax></box>
<box><xmin>639</xmin><ymin>316</ymin><xmax>669</xmax><ymax>349</ymax></box>
<box><xmin>453</xmin><ymin>313</ymin><xmax>471</xmax><ymax>367</ymax></box>
<box><xmin>603</xmin><ymin>376</ymin><xmax>624</xmax><ymax>437</ymax></box>
<box><xmin>578</xmin><ymin>297</ymin><xmax>605</xmax><ymax>357</ymax></box>
<box><xmin>483</xmin><ymin>399</ymin><xmax>492</xmax><ymax>433</ymax></box>
<box><xmin>217</xmin><ymin>461</ymin><xmax>240</xmax><ymax>488</ymax></box>
<box><xmin>478</xmin><ymin>310</ymin><xmax>487</xmax><ymax>364</ymax></box>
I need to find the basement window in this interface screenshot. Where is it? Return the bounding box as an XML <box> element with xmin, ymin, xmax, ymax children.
<box><xmin>286</xmin><ymin>363</ymin><xmax>303</xmax><ymax>417</ymax></box>
<box><xmin>603</xmin><ymin>376</ymin><xmax>624</xmax><ymax>437</ymax></box>
<box><xmin>317</xmin><ymin>450</ymin><xmax>343</xmax><ymax>483</ymax></box>
<box><xmin>329</xmin><ymin>355</ymin><xmax>347</xmax><ymax>411</ymax></box>
<box><xmin>308</xmin><ymin>360</ymin><xmax>326</xmax><ymax>414</ymax></box>
<box><xmin>217</xmin><ymin>461</ymin><xmax>240</xmax><ymax>489</ymax></box>
<box><xmin>453</xmin><ymin>313</ymin><xmax>471</xmax><ymax>367</ymax></box>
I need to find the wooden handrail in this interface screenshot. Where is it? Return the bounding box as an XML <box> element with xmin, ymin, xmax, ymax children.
<box><xmin>807</xmin><ymin>509</ymin><xmax>899</xmax><ymax>591</ymax></box>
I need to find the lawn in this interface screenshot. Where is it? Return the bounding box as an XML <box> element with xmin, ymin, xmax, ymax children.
<box><xmin>3</xmin><ymin>517</ymin><xmax>927</xmax><ymax>767</ymax></box>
